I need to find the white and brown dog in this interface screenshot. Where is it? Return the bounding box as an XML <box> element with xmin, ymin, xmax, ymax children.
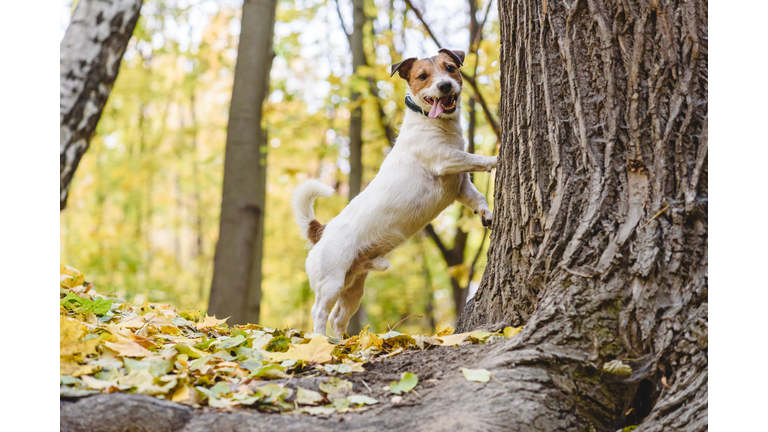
<box><xmin>292</xmin><ymin>49</ymin><xmax>497</xmax><ymax>337</ymax></box>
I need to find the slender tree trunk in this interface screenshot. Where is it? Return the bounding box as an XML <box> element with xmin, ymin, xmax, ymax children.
<box><xmin>457</xmin><ymin>0</ymin><xmax>708</xmax><ymax>430</ymax></box>
<box><xmin>346</xmin><ymin>0</ymin><xmax>367</xmax><ymax>335</ymax></box>
<box><xmin>208</xmin><ymin>0</ymin><xmax>277</xmax><ymax>325</ymax></box>
<box><xmin>348</xmin><ymin>0</ymin><xmax>366</xmax><ymax>201</ymax></box>
<box><xmin>190</xmin><ymin>93</ymin><xmax>206</xmax><ymax>300</ymax></box>
<box><xmin>60</xmin><ymin>0</ymin><xmax>143</xmax><ymax>210</ymax></box>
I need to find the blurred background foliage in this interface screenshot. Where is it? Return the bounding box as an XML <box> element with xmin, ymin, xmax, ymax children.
<box><xmin>59</xmin><ymin>0</ymin><xmax>501</xmax><ymax>335</ymax></box>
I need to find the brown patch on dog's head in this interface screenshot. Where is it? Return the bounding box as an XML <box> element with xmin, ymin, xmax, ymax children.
<box><xmin>308</xmin><ymin>219</ymin><xmax>325</xmax><ymax>244</ymax></box>
<box><xmin>390</xmin><ymin>50</ymin><xmax>465</xmax><ymax>92</ymax></box>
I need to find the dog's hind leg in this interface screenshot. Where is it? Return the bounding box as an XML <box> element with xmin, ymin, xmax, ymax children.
<box><xmin>328</xmin><ymin>272</ymin><xmax>367</xmax><ymax>338</ymax></box>
<box><xmin>310</xmin><ymin>271</ymin><xmax>346</xmax><ymax>336</ymax></box>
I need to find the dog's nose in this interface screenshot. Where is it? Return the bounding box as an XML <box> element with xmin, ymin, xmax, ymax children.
<box><xmin>438</xmin><ymin>81</ymin><xmax>452</xmax><ymax>94</ymax></box>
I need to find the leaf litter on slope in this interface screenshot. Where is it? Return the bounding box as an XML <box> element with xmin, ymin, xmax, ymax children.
<box><xmin>59</xmin><ymin>265</ymin><xmax>522</xmax><ymax>413</ymax></box>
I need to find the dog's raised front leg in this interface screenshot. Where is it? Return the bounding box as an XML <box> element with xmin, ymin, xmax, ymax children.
<box><xmin>328</xmin><ymin>272</ymin><xmax>367</xmax><ymax>338</ymax></box>
<box><xmin>433</xmin><ymin>149</ymin><xmax>497</xmax><ymax>175</ymax></box>
<box><xmin>456</xmin><ymin>174</ymin><xmax>493</xmax><ymax>229</ymax></box>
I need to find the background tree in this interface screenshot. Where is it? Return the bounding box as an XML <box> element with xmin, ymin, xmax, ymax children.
<box><xmin>60</xmin><ymin>0</ymin><xmax>143</xmax><ymax>210</ymax></box>
<box><xmin>208</xmin><ymin>0</ymin><xmax>277</xmax><ymax>324</ymax></box>
<box><xmin>456</xmin><ymin>0</ymin><xmax>708</xmax><ymax>429</ymax></box>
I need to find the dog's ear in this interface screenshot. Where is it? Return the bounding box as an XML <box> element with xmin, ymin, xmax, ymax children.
<box><xmin>390</xmin><ymin>57</ymin><xmax>417</xmax><ymax>79</ymax></box>
<box><xmin>439</xmin><ymin>49</ymin><xmax>465</xmax><ymax>67</ymax></box>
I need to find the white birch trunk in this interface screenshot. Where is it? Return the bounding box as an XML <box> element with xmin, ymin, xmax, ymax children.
<box><xmin>60</xmin><ymin>0</ymin><xmax>143</xmax><ymax>210</ymax></box>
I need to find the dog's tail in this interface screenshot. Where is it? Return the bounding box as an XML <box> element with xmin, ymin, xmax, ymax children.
<box><xmin>292</xmin><ymin>179</ymin><xmax>335</xmax><ymax>245</ymax></box>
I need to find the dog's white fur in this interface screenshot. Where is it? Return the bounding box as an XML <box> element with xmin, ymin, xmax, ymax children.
<box><xmin>293</xmin><ymin>64</ymin><xmax>496</xmax><ymax>337</ymax></box>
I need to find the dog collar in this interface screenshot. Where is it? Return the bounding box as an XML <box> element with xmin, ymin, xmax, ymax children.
<box><xmin>405</xmin><ymin>94</ymin><xmax>429</xmax><ymax>117</ymax></box>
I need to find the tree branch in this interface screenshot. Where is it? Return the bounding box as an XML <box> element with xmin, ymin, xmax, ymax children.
<box><xmin>333</xmin><ymin>0</ymin><xmax>353</xmax><ymax>46</ymax></box>
<box><xmin>335</xmin><ymin>0</ymin><xmax>396</xmax><ymax>145</ymax></box>
<box><xmin>424</xmin><ymin>223</ymin><xmax>451</xmax><ymax>263</ymax></box>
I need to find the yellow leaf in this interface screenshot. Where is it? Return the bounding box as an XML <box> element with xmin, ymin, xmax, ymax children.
<box><xmin>196</xmin><ymin>315</ymin><xmax>228</xmax><ymax>330</ymax></box>
<box><xmin>171</xmin><ymin>385</ymin><xmax>199</xmax><ymax>405</ymax></box>
<box><xmin>262</xmin><ymin>334</ymin><xmax>334</xmax><ymax>364</ymax></box>
<box><xmin>436</xmin><ymin>332</ymin><xmax>472</xmax><ymax>346</ymax></box>
<box><xmin>435</xmin><ymin>326</ymin><xmax>455</xmax><ymax>337</ymax></box>
<box><xmin>602</xmin><ymin>360</ymin><xmax>632</xmax><ymax>377</ymax></box>
<box><xmin>60</xmin><ymin>358</ymin><xmax>98</xmax><ymax>377</ymax></box>
<box><xmin>60</xmin><ymin>316</ymin><xmax>100</xmax><ymax>358</ymax></box>
<box><xmin>105</xmin><ymin>339</ymin><xmax>154</xmax><ymax>358</ymax></box>
<box><xmin>60</xmin><ymin>264</ymin><xmax>85</xmax><ymax>288</ymax></box>
<box><xmin>357</xmin><ymin>331</ymin><xmax>383</xmax><ymax>352</ymax></box>
<box><xmin>503</xmin><ymin>326</ymin><xmax>522</xmax><ymax>338</ymax></box>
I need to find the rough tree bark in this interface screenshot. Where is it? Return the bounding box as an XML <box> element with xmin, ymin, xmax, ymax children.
<box><xmin>60</xmin><ymin>0</ymin><xmax>143</xmax><ymax>210</ymax></box>
<box><xmin>208</xmin><ymin>0</ymin><xmax>277</xmax><ymax>325</ymax></box>
<box><xmin>458</xmin><ymin>0</ymin><xmax>708</xmax><ymax>430</ymax></box>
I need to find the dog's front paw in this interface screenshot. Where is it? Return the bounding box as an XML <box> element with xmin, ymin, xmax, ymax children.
<box><xmin>479</xmin><ymin>208</ymin><xmax>493</xmax><ymax>229</ymax></box>
<box><xmin>486</xmin><ymin>156</ymin><xmax>498</xmax><ymax>172</ymax></box>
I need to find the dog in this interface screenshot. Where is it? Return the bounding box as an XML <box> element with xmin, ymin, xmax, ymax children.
<box><xmin>292</xmin><ymin>49</ymin><xmax>497</xmax><ymax>337</ymax></box>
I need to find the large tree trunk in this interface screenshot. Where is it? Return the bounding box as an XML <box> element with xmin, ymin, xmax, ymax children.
<box><xmin>458</xmin><ymin>0</ymin><xmax>708</xmax><ymax>430</ymax></box>
<box><xmin>208</xmin><ymin>0</ymin><xmax>277</xmax><ymax>325</ymax></box>
<box><xmin>60</xmin><ymin>0</ymin><xmax>143</xmax><ymax>210</ymax></box>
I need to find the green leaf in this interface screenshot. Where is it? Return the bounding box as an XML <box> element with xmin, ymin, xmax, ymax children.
<box><xmin>216</xmin><ymin>334</ymin><xmax>246</xmax><ymax>350</ymax></box>
<box><xmin>265</xmin><ymin>336</ymin><xmax>291</xmax><ymax>353</ymax></box>
<box><xmin>124</xmin><ymin>357</ymin><xmax>174</xmax><ymax>377</ymax></box>
<box><xmin>208</xmin><ymin>382</ymin><xmax>231</xmax><ymax>398</ymax></box>
<box><xmin>319</xmin><ymin>377</ymin><xmax>353</xmax><ymax>400</ymax></box>
<box><xmin>461</xmin><ymin>368</ymin><xmax>492</xmax><ymax>383</ymax></box>
<box><xmin>389</xmin><ymin>372</ymin><xmax>418</xmax><ymax>394</ymax></box>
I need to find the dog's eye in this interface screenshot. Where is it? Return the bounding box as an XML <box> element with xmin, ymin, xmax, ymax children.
<box><xmin>446</xmin><ymin>65</ymin><xmax>455</xmax><ymax>73</ymax></box>
<box><xmin>418</xmin><ymin>73</ymin><xmax>428</xmax><ymax>81</ymax></box>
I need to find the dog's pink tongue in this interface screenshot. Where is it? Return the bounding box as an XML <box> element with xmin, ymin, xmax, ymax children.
<box><xmin>428</xmin><ymin>96</ymin><xmax>450</xmax><ymax>118</ymax></box>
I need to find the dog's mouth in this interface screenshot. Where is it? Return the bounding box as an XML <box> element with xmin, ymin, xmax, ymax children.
<box><xmin>423</xmin><ymin>93</ymin><xmax>458</xmax><ymax>118</ymax></box>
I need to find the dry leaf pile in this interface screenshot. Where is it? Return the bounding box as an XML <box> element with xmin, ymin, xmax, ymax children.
<box><xmin>60</xmin><ymin>264</ymin><xmax>522</xmax><ymax>414</ymax></box>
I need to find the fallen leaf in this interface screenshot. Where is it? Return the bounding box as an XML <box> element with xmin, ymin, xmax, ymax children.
<box><xmin>603</xmin><ymin>359</ymin><xmax>632</xmax><ymax>377</ymax></box>
<box><xmin>503</xmin><ymin>326</ymin><xmax>522</xmax><ymax>338</ymax></box>
<box><xmin>347</xmin><ymin>394</ymin><xmax>378</xmax><ymax>406</ymax></box>
<box><xmin>196</xmin><ymin>315</ymin><xmax>228</xmax><ymax>330</ymax></box>
<box><xmin>319</xmin><ymin>377</ymin><xmax>353</xmax><ymax>400</ymax></box>
<box><xmin>461</xmin><ymin>368</ymin><xmax>492</xmax><ymax>383</ymax></box>
<box><xmin>262</xmin><ymin>334</ymin><xmax>334</xmax><ymax>363</ymax></box>
<box><xmin>60</xmin><ymin>316</ymin><xmax>100</xmax><ymax>358</ymax></box>
<box><xmin>60</xmin><ymin>264</ymin><xmax>85</xmax><ymax>288</ymax></box>
<box><xmin>105</xmin><ymin>339</ymin><xmax>154</xmax><ymax>358</ymax></box>
<box><xmin>389</xmin><ymin>372</ymin><xmax>418</xmax><ymax>394</ymax></box>
<box><xmin>296</xmin><ymin>387</ymin><xmax>324</xmax><ymax>405</ymax></box>
<box><xmin>436</xmin><ymin>332</ymin><xmax>471</xmax><ymax>346</ymax></box>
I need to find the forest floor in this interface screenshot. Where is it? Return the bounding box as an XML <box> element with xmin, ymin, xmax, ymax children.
<box><xmin>60</xmin><ymin>265</ymin><xmax>518</xmax><ymax>432</ymax></box>
<box><xmin>62</xmin><ymin>340</ymin><xmax>515</xmax><ymax>432</ymax></box>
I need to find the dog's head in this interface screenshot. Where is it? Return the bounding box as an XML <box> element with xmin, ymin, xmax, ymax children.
<box><xmin>390</xmin><ymin>49</ymin><xmax>465</xmax><ymax>120</ymax></box>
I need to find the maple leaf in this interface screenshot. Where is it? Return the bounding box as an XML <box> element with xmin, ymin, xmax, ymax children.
<box><xmin>196</xmin><ymin>315</ymin><xmax>228</xmax><ymax>330</ymax></box>
<box><xmin>262</xmin><ymin>334</ymin><xmax>335</xmax><ymax>363</ymax></box>
<box><xmin>60</xmin><ymin>316</ymin><xmax>100</xmax><ymax>358</ymax></box>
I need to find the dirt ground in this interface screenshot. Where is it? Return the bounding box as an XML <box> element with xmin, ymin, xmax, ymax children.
<box><xmin>61</xmin><ymin>340</ymin><xmax>512</xmax><ymax>432</ymax></box>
